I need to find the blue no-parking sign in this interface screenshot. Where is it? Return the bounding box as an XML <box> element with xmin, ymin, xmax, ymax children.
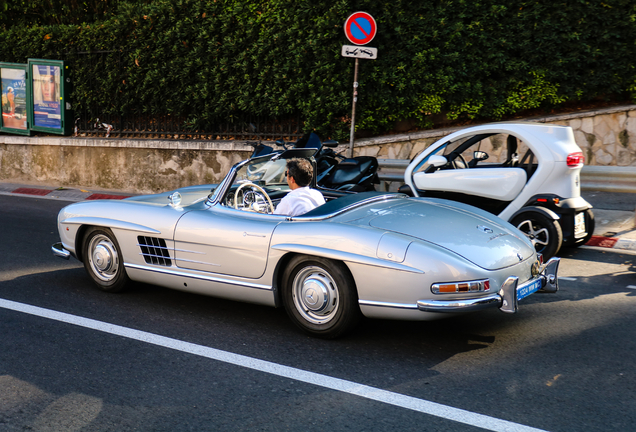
<box><xmin>344</xmin><ymin>12</ymin><xmax>377</xmax><ymax>46</ymax></box>
<box><xmin>342</xmin><ymin>11</ymin><xmax>377</xmax><ymax>158</ymax></box>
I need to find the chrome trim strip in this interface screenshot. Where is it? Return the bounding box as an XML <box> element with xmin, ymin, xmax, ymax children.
<box><xmin>124</xmin><ymin>263</ymin><xmax>271</xmax><ymax>290</ymax></box>
<box><xmin>137</xmin><ymin>243</ymin><xmax>170</xmax><ymax>250</ymax></box>
<box><xmin>173</xmin><ymin>257</ymin><xmax>220</xmax><ymax>267</ymax></box>
<box><xmin>270</xmin><ymin>243</ymin><xmax>424</xmax><ymax>274</ymax></box>
<box><xmin>244</xmin><ymin>232</ymin><xmax>267</xmax><ymax>238</ymax></box>
<box><xmin>138</xmin><ymin>253</ymin><xmax>172</xmax><ymax>260</ymax></box>
<box><xmin>358</xmin><ymin>300</ymin><xmax>418</xmax><ymax>310</ymax></box>
<box><xmin>62</xmin><ymin>217</ymin><xmax>161</xmax><ymax>234</ymax></box>
<box><xmin>52</xmin><ymin>242</ymin><xmax>70</xmax><ymax>260</ymax></box>
<box><xmin>173</xmin><ymin>248</ymin><xmax>205</xmax><ymax>255</ymax></box>
<box><xmin>417</xmin><ymin>293</ymin><xmax>503</xmax><ymax>313</ymax></box>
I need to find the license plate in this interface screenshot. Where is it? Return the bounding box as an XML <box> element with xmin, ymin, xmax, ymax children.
<box><xmin>574</xmin><ymin>212</ymin><xmax>586</xmax><ymax>238</ymax></box>
<box><xmin>517</xmin><ymin>278</ymin><xmax>542</xmax><ymax>301</ymax></box>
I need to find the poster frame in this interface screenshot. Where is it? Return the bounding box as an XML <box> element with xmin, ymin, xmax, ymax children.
<box><xmin>28</xmin><ymin>58</ymin><xmax>71</xmax><ymax>135</ymax></box>
<box><xmin>0</xmin><ymin>62</ymin><xmax>31</xmax><ymax>136</ymax></box>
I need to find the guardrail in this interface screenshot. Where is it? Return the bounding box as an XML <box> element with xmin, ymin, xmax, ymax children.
<box><xmin>377</xmin><ymin>160</ymin><xmax>636</xmax><ymax>193</ymax></box>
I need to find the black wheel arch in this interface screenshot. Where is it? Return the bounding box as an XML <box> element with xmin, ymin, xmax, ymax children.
<box><xmin>510</xmin><ymin>205</ymin><xmax>560</xmax><ymax>223</ymax></box>
<box><xmin>74</xmin><ymin>224</ymin><xmax>92</xmax><ymax>263</ymax></box>
<box><xmin>272</xmin><ymin>252</ymin><xmax>356</xmax><ymax>308</ymax></box>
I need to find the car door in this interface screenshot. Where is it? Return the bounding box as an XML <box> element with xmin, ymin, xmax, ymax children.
<box><xmin>173</xmin><ymin>205</ymin><xmax>281</xmax><ymax>279</ymax></box>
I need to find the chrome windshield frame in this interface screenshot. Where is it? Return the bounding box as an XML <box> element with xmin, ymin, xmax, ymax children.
<box><xmin>205</xmin><ymin>154</ymin><xmax>279</xmax><ymax>206</ymax></box>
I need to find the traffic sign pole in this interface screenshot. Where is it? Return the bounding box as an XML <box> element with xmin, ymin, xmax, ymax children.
<box><xmin>342</xmin><ymin>12</ymin><xmax>377</xmax><ymax>158</ymax></box>
<box><xmin>349</xmin><ymin>58</ymin><xmax>359</xmax><ymax>158</ymax></box>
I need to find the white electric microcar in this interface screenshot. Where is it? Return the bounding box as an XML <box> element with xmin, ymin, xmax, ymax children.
<box><xmin>403</xmin><ymin>122</ymin><xmax>594</xmax><ymax>259</ymax></box>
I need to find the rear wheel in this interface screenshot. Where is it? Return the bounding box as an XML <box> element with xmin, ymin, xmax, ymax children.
<box><xmin>510</xmin><ymin>211</ymin><xmax>563</xmax><ymax>260</ymax></box>
<box><xmin>281</xmin><ymin>255</ymin><xmax>360</xmax><ymax>339</ymax></box>
<box><xmin>82</xmin><ymin>227</ymin><xmax>130</xmax><ymax>293</ymax></box>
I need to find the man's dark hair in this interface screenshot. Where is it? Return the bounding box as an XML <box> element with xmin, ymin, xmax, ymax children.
<box><xmin>286</xmin><ymin>158</ymin><xmax>313</xmax><ymax>187</ymax></box>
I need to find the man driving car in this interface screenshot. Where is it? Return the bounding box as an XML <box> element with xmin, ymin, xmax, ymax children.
<box><xmin>274</xmin><ymin>158</ymin><xmax>325</xmax><ymax>216</ymax></box>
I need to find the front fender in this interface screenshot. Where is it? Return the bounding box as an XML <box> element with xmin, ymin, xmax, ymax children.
<box><xmin>61</xmin><ymin>216</ymin><xmax>161</xmax><ymax>234</ymax></box>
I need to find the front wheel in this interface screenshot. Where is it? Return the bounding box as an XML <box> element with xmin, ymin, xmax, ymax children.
<box><xmin>281</xmin><ymin>256</ymin><xmax>361</xmax><ymax>339</ymax></box>
<box><xmin>82</xmin><ymin>227</ymin><xmax>130</xmax><ymax>293</ymax></box>
<box><xmin>510</xmin><ymin>211</ymin><xmax>563</xmax><ymax>260</ymax></box>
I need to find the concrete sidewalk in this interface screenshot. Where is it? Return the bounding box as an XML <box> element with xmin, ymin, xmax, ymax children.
<box><xmin>2</xmin><ymin>181</ymin><xmax>635</xmax><ymax>252</ymax></box>
<box><xmin>582</xmin><ymin>190</ymin><xmax>636</xmax><ymax>253</ymax></box>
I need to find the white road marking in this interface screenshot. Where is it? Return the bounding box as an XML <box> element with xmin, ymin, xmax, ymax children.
<box><xmin>558</xmin><ymin>277</ymin><xmax>577</xmax><ymax>281</ymax></box>
<box><xmin>0</xmin><ymin>298</ymin><xmax>548</xmax><ymax>432</ymax></box>
<box><xmin>627</xmin><ymin>285</ymin><xmax>636</xmax><ymax>290</ymax></box>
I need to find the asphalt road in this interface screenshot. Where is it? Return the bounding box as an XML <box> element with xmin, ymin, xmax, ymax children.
<box><xmin>1</xmin><ymin>195</ymin><xmax>635</xmax><ymax>432</ymax></box>
<box><xmin>584</xmin><ymin>190</ymin><xmax>635</xmax><ymax>211</ymax></box>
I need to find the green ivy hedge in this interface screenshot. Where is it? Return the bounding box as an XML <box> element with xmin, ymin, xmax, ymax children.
<box><xmin>1</xmin><ymin>0</ymin><xmax>635</xmax><ymax>139</ymax></box>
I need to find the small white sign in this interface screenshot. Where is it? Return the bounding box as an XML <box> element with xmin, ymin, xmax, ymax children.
<box><xmin>341</xmin><ymin>45</ymin><xmax>377</xmax><ymax>59</ymax></box>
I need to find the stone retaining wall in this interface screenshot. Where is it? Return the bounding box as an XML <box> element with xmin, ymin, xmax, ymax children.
<box><xmin>349</xmin><ymin>105</ymin><xmax>636</xmax><ymax>167</ymax></box>
<box><xmin>1</xmin><ymin>105</ymin><xmax>635</xmax><ymax>194</ymax></box>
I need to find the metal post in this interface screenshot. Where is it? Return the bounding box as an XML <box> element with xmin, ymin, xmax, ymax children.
<box><xmin>348</xmin><ymin>57</ymin><xmax>359</xmax><ymax>158</ymax></box>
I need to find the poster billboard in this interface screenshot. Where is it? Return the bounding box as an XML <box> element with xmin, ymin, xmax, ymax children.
<box><xmin>28</xmin><ymin>59</ymin><xmax>71</xmax><ymax>135</ymax></box>
<box><xmin>0</xmin><ymin>63</ymin><xmax>30</xmax><ymax>135</ymax></box>
<box><xmin>32</xmin><ymin>63</ymin><xmax>62</xmax><ymax>129</ymax></box>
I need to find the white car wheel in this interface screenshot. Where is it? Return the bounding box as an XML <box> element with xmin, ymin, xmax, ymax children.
<box><xmin>511</xmin><ymin>211</ymin><xmax>563</xmax><ymax>260</ymax></box>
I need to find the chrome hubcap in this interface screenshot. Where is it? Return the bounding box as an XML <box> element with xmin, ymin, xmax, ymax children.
<box><xmin>292</xmin><ymin>266</ymin><xmax>339</xmax><ymax>325</ymax></box>
<box><xmin>88</xmin><ymin>234</ymin><xmax>119</xmax><ymax>282</ymax></box>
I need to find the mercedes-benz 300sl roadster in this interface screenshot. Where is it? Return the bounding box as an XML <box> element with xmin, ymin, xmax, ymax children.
<box><xmin>53</xmin><ymin>148</ymin><xmax>559</xmax><ymax>338</ymax></box>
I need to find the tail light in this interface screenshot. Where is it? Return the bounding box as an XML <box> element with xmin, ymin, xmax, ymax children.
<box><xmin>432</xmin><ymin>279</ymin><xmax>490</xmax><ymax>294</ymax></box>
<box><xmin>567</xmin><ymin>152</ymin><xmax>585</xmax><ymax>167</ymax></box>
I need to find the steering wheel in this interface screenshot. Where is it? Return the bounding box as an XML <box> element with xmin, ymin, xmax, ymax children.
<box><xmin>233</xmin><ymin>182</ymin><xmax>275</xmax><ymax>213</ymax></box>
<box><xmin>452</xmin><ymin>153</ymin><xmax>468</xmax><ymax>169</ymax></box>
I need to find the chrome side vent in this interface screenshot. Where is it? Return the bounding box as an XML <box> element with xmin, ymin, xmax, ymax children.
<box><xmin>138</xmin><ymin>236</ymin><xmax>172</xmax><ymax>266</ymax></box>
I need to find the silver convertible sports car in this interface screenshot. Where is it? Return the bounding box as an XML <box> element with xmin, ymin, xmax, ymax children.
<box><xmin>53</xmin><ymin>148</ymin><xmax>559</xmax><ymax>338</ymax></box>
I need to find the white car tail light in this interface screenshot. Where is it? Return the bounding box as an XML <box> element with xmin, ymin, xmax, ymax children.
<box><xmin>567</xmin><ymin>152</ymin><xmax>585</xmax><ymax>167</ymax></box>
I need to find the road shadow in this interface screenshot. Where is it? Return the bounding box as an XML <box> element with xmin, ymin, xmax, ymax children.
<box><xmin>0</xmin><ymin>267</ymin><xmax>505</xmax><ymax>387</ymax></box>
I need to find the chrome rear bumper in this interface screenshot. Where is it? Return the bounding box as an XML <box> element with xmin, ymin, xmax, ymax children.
<box><xmin>52</xmin><ymin>242</ymin><xmax>71</xmax><ymax>260</ymax></box>
<box><xmin>417</xmin><ymin>257</ymin><xmax>560</xmax><ymax>314</ymax></box>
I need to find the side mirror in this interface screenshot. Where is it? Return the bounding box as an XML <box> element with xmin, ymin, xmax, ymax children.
<box><xmin>473</xmin><ymin>151</ymin><xmax>489</xmax><ymax>161</ymax></box>
<box><xmin>323</xmin><ymin>140</ymin><xmax>339</xmax><ymax>148</ymax></box>
<box><xmin>429</xmin><ymin>155</ymin><xmax>448</xmax><ymax>167</ymax></box>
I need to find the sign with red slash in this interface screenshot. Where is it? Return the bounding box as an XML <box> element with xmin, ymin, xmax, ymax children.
<box><xmin>344</xmin><ymin>12</ymin><xmax>377</xmax><ymax>45</ymax></box>
<box><xmin>342</xmin><ymin>12</ymin><xmax>378</xmax><ymax>157</ymax></box>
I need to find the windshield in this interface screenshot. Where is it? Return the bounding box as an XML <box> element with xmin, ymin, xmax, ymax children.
<box><xmin>234</xmin><ymin>158</ymin><xmax>287</xmax><ymax>188</ymax></box>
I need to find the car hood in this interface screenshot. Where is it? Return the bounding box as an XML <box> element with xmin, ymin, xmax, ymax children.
<box><xmin>367</xmin><ymin>200</ymin><xmax>535</xmax><ymax>270</ymax></box>
<box><xmin>125</xmin><ymin>184</ymin><xmax>217</xmax><ymax>207</ymax></box>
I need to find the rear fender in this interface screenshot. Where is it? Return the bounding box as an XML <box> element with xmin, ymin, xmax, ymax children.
<box><xmin>510</xmin><ymin>206</ymin><xmax>560</xmax><ymax>222</ymax></box>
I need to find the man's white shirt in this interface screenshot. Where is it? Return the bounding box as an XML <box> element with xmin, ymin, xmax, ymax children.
<box><xmin>274</xmin><ymin>187</ymin><xmax>325</xmax><ymax>216</ymax></box>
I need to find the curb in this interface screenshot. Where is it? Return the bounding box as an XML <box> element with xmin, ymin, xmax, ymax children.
<box><xmin>0</xmin><ymin>184</ymin><xmax>131</xmax><ymax>201</ymax></box>
<box><xmin>584</xmin><ymin>235</ymin><xmax>636</xmax><ymax>252</ymax></box>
